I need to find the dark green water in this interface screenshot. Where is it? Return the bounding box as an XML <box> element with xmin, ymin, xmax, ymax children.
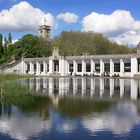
<box><xmin>0</xmin><ymin>77</ymin><xmax>140</xmax><ymax>140</ymax></box>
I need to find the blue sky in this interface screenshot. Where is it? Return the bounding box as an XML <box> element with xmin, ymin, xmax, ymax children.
<box><xmin>0</xmin><ymin>0</ymin><xmax>140</xmax><ymax>46</ymax></box>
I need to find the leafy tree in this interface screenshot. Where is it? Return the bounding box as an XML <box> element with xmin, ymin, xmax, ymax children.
<box><xmin>4</xmin><ymin>37</ymin><xmax>8</xmax><ymax>55</ymax></box>
<box><xmin>12</xmin><ymin>34</ymin><xmax>52</xmax><ymax>59</ymax></box>
<box><xmin>0</xmin><ymin>33</ymin><xmax>4</xmax><ymax>57</ymax></box>
<box><xmin>52</xmin><ymin>31</ymin><xmax>133</xmax><ymax>56</ymax></box>
<box><xmin>8</xmin><ymin>33</ymin><xmax>12</xmax><ymax>45</ymax></box>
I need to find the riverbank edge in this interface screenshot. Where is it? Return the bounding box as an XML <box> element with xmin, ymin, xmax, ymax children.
<box><xmin>1</xmin><ymin>73</ymin><xmax>140</xmax><ymax>80</ymax></box>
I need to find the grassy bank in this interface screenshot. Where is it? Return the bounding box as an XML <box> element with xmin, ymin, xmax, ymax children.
<box><xmin>0</xmin><ymin>74</ymin><xmax>36</xmax><ymax>96</ymax></box>
<box><xmin>0</xmin><ymin>73</ymin><xmax>35</xmax><ymax>81</ymax></box>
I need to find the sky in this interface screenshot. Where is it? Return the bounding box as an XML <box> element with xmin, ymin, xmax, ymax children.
<box><xmin>0</xmin><ymin>0</ymin><xmax>140</xmax><ymax>46</ymax></box>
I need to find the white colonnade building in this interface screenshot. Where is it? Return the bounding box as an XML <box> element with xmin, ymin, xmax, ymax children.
<box><xmin>1</xmin><ymin>47</ymin><xmax>140</xmax><ymax>78</ymax></box>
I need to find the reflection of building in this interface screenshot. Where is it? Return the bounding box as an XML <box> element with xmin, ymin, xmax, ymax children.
<box><xmin>21</xmin><ymin>77</ymin><xmax>140</xmax><ymax>100</ymax></box>
<box><xmin>1</xmin><ymin>24</ymin><xmax>140</xmax><ymax>78</ymax></box>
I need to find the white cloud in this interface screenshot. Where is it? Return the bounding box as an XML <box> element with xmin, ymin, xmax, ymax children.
<box><xmin>82</xmin><ymin>10</ymin><xmax>140</xmax><ymax>46</ymax></box>
<box><xmin>82</xmin><ymin>102</ymin><xmax>140</xmax><ymax>135</ymax></box>
<box><xmin>111</xmin><ymin>31</ymin><xmax>140</xmax><ymax>47</ymax></box>
<box><xmin>57</xmin><ymin>12</ymin><xmax>78</xmax><ymax>23</ymax></box>
<box><xmin>0</xmin><ymin>1</ymin><xmax>56</xmax><ymax>32</ymax></box>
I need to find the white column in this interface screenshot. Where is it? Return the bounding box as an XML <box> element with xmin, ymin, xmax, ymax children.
<box><xmin>43</xmin><ymin>61</ymin><xmax>47</xmax><ymax>74</ymax></box>
<box><xmin>120</xmin><ymin>79</ymin><xmax>124</xmax><ymax>98</ymax></box>
<box><xmin>36</xmin><ymin>62</ymin><xmax>40</xmax><ymax>74</ymax></box>
<box><xmin>82</xmin><ymin>60</ymin><xmax>86</xmax><ymax>76</ymax></box>
<box><xmin>131</xmin><ymin>79</ymin><xmax>138</xmax><ymax>100</ymax></box>
<box><xmin>49</xmin><ymin>59</ymin><xmax>53</xmax><ymax>74</ymax></box>
<box><xmin>59</xmin><ymin>59</ymin><xmax>65</xmax><ymax>76</ymax></box>
<box><xmin>21</xmin><ymin>60</ymin><xmax>27</xmax><ymax>74</ymax></box>
<box><xmin>110</xmin><ymin>59</ymin><xmax>114</xmax><ymax>77</ymax></box>
<box><xmin>59</xmin><ymin>59</ymin><xmax>62</xmax><ymax>74</ymax></box>
<box><xmin>100</xmin><ymin>78</ymin><xmax>104</xmax><ymax>98</ymax></box>
<box><xmin>63</xmin><ymin>60</ymin><xmax>69</xmax><ymax>76</ymax></box>
<box><xmin>120</xmin><ymin>59</ymin><xmax>124</xmax><ymax>77</ymax></box>
<box><xmin>29</xmin><ymin>62</ymin><xmax>34</xmax><ymax>74</ymax></box>
<box><xmin>110</xmin><ymin>79</ymin><xmax>114</xmax><ymax>98</ymax></box>
<box><xmin>131</xmin><ymin>58</ymin><xmax>138</xmax><ymax>77</ymax></box>
<box><xmin>91</xmin><ymin>59</ymin><xmax>95</xmax><ymax>75</ymax></box>
<box><xmin>73</xmin><ymin>60</ymin><xmax>77</xmax><ymax>76</ymax></box>
<box><xmin>66</xmin><ymin>61</ymin><xmax>69</xmax><ymax>76</ymax></box>
<box><xmin>100</xmin><ymin>59</ymin><xmax>104</xmax><ymax>76</ymax></box>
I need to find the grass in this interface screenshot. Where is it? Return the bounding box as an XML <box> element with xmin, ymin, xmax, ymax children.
<box><xmin>0</xmin><ymin>73</ymin><xmax>35</xmax><ymax>81</ymax></box>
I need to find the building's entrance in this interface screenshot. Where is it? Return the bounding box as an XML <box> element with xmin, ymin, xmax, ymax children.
<box><xmin>54</xmin><ymin>60</ymin><xmax>59</xmax><ymax>72</ymax></box>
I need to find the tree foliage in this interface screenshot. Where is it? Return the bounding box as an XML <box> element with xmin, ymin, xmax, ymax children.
<box><xmin>53</xmin><ymin>31</ymin><xmax>135</xmax><ymax>56</ymax></box>
<box><xmin>0</xmin><ymin>34</ymin><xmax>52</xmax><ymax>64</ymax></box>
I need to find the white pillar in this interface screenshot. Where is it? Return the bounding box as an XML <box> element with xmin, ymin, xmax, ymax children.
<box><xmin>49</xmin><ymin>59</ymin><xmax>53</xmax><ymax>74</ymax></box>
<box><xmin>64</xmin><ymin>60</ymin><xmax>69</xmax><ymax>76</ymax></box>
<box><xmin>73</xmin><ymin>60</ymin><xmax>77</xmax><ymax>76</ymax></box>
<box><xmin>100</xmin><ymin>59</ymin><xmax>104</xmax><ymax>76</ymax></box>
<box><xmin>36</xmin><ymin>62</ymin><xmax>40</xmax><ymax>74</ymax></box>
<box><xmin>120</xmin><ymin>79</ymin><xmax>124</xmax><ymax>98</ymax></box>
<box><xmin>120</xmin><ymin>59</ymin><xmax>124</xmax><ymax>77</ymax></box>
<box><xmin>100</xmin><ymin>78</ymin><xmax>104</xmax><ymax>98</ymax></box>
<box><xmin>131</xmin><ymin>58</ymin><xmax>137</xmax><ymax>77</ymax></box>
<box><xmin>82</xmin><ymin>60</ymin><xmax>86</xmax><ymax>76</ymax></box>
<box><xmin>43</xmin><ymin>61</ymin><xmax>47</xmax><ymax>74</ymax></box>
<box><xmin>91</xmin><ymin>59</ymin><xmax>95</xmax><ymax>75</ymax></box>
<box><xmin>21</xmin><ymin>60</ymin><xmax>27</xmax><ymax>74</ymax></box>
<box><xmin>59</xmin><ymin>59</ymin><xmax>65</xmax><ymax>76</ymax></box>
<box><xmin>29</xmin><ymin>62</ymin><xmax>34</xmax><ymax>74</ymax></box>
<box><xmin>110</xmin><ymin>79</ymin><xmax>114</xmax><ymax>98</ymax></box>
<box><xmin>131</xmin><ymin>79</ymin><xmax>138</xmax><ymax>100</ymax></box>
<box><xmin>110</xmin><ymin>59</ymin><xmax>114</xmax><ymax>77</ymax></box>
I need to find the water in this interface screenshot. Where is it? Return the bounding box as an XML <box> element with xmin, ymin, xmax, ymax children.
<box><xmin>0</xmin><ymin>77</ymin><xmax>140</xmax><ymax>140</ymax></box>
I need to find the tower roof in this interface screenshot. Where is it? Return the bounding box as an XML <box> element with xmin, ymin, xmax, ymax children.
<box><xmin>39</xmin><ymin>25</ymin><xmax>51</xmax><ymax>31</ymax></box>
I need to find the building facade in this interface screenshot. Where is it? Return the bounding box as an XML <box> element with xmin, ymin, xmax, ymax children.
<box><xmin>0</xmin><ymin>25</ymin><xmax>140</xmax><ymax>78</ymax></box>
<box><xmin>0</xmin><ymin>47</ymin><xmax>140</xmax><ymax>78</ymax></box>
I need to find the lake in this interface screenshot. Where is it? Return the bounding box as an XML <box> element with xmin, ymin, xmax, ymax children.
<box><xmin>0</xmin><ymin>77</ymin><xmax>140</xmax><ymax>140</ymax></box>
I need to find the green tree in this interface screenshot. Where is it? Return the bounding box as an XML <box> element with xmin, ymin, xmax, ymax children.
<box><xmin>0</xmin><ymin>33</ymin><xmax>4</xmax><ymax>57</ymax></box>
<box><xmin>52</xmin><ymin>31</ymin><xmax>133</xmax><ymax>56</ymax></box>
<box><xmin>4</xmin><ymin>37</ymin><xmax>8</xmax><ymax>55</ymax></box>
<box><xmin>12</xmin><ymin>34</ymin><xmax>52</xmax><ymax>59</ymax></box>
<box><xmin>8</xmin><ymin>33</ymin><xmax>12</xmax><ymax>45</ymax></box>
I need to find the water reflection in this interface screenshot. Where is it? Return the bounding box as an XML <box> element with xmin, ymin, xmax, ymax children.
<box><xmin>82</xmin><ymin>102</ymin><xmax>140</xmax><ymax>135</ymax></box>
<box><xmin>20</xmin><ymin>77</ymin><xmax>140</xmax><ymax>100</ymax></box>
<box><xmin>0</xmin><ymin>77</ymin><xmax>140</xmax><ymax>140</ymax></box>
